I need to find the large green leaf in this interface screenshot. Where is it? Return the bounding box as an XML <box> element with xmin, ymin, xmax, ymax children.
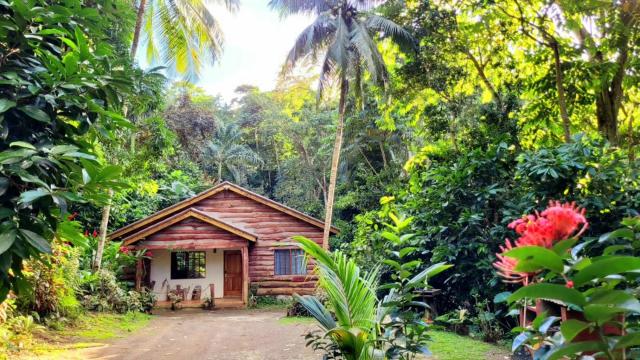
<box><xmin>584</xmin><ymin>290</ymin><xmax>640</xmax><ymax>322</ymax></box>
<box><xmin>542</xmin><ymin>341</ymin><xmax>605</xmax><ymax>360</ymax></box>
<box><xmin>614</xmin><ymin>332</ymin><xmax>640</xmax><ymax>349</ymax></box>
<box><xmin>19</xmin><ymin>229</ymin><xmax>51</xmax><ymax>254</ymax></box>
<box><xmin>18</xmin><ymin>188</ymin><xmax>50</xmax><ymax>204</ymax></box>
<box><xmin>560</xmin><ymin>319</ymin><xmax>590</xmax><ymax>342</ymax></box>
<box><xmin>0</xmin><ymin>230</ymin><xmax>16</xmax><ymax>255</ymax></box>
<box><xmin>504</xmin><ymin>246</ymin><xmax>564</xmax><ymax>273</ymax></box>
<box><xmin>573</xmin><ymin>256</ymin><xmax>640</xmax><ymax>286</ymax></box>
<box><xmin>18</xmin><ymin>105</ymin><xmax>50</xmax><ymax>123</ymax></box>
<box><xmin>0</xmin><ymin>99</ymin><xmax>16</xmax><ymax>113</ymax></box>
<box><xmin>508</xmin><ymin>283</ymin><xmax>586</xmax><ymax>307</ymax></box>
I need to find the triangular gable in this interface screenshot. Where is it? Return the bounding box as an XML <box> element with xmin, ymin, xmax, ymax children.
<box><xmin>121</xmin><ymin>208</ymin><xmax>257</xmax><ymax>246</ymax></box>
<box><xmin>110</xmin><ymin>181</ymin><xmax>339</xmax><ymax>241</ymax></box>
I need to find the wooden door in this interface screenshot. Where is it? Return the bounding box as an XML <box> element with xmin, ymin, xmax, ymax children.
<box><xmin>224</xmin><ymin>251</ymin><xmax>242</xmax><ymax>297</ymax></box>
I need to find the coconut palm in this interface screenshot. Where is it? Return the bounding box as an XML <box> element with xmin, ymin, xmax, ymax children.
<box><xmin>131</xmin><ymin>0</ymin><xmax>239</xmax><ymax>78</ymax></box>
<box><xmin>269</xmin><ymin>0</ymin><xmax>413</xmax><ymax>248</ymax></box>
<box><xmin>204</xmin><ymin>121</ymin><xmax>263</xmax><ymax>184</ymax></box>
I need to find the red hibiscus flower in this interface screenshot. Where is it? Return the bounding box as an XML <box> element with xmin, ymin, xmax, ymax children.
<box><xmin>92</xmin><ymin>229</ymin><xmax>98</xmax><ymax>238</ymax></box>
<box><xmin>119</xmin><ymin>246</ymin><xmax>130</xmax><ymax>254</ymax></box>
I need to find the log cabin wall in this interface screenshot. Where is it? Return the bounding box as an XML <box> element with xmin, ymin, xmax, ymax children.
<box><xmin>191</xmin><ymin>190</ymin><xmax>321</xmax><ymax>296</ymax></box>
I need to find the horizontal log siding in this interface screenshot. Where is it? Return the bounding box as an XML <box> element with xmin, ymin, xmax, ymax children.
<box><xmin>139</xmin><ymin>217</ymin><xmax>248</xmax><ymax>249</ymax></box>
<box><xmin>193</xmin><ymin>191</ymin><xmax>322</xmax><ymax>296</ymax></box>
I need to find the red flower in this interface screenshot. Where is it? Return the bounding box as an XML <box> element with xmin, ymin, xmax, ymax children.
<box><xmin>541</xmin><ymin>201</ymin><xmax>588</xmax><ymax>240</ymax></box>
<box><xmin>565</xmin><ymin>280</ymin><xmax>574</xmax><ymax>288</ymax></box>
<box><xmin>145</xmin><ymin>250</ymin><xmax>153</xmax><ymax>258</ymax></box>
<box><xmin>493</xmin><ymin>239</ymin><xmax>531</xmax><ymax>284</ymax></box>
<box><xmin>495</xmin><ymin>201</ymin><xmax>589</xmax><ymax>284</ymax></box>
<box><xmin>84</xmin><ymin>230</ymin><xmax>89</xmax><ymax>237</ymax></box>
<box><xmin>119</xmin><ymin>246</ymin><xmax>130</xmax><ymax>254</ymax></box>
<box><xmin>92</xmin><ymin>229</ymin><xmax>98</xmax><ymax>238</ymax></box>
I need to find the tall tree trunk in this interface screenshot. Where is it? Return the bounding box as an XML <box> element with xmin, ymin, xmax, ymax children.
<box><xmin>595</xmin><ymin>0</ymin><xmax>634</xmax><ymax>145</ymax></box>
<box><xmin>217</xmin><ymin>161</ymin><xmax>223</xmax><ymax>183</ymax></box>
<box><xmin>550</xmin><ymin>40</ymin><xmax>571</xmax><ymax>143</ymax></box>
<box><xmin>378</xmin><ymin>141</ymin><xmax>387</xmax><ymax>169</ymax></box>
<box><xmin>94</xmin><ymin>188</ymin><xmax>114</xmax><ymax>271</ymax></box>
<box><xmin>130</xmin><ymin>0</ymin><xmax>148</xmax><ymax>58</ymax></box>
<box><xmin>322</xmin><ymin>76</ymin><xmax>348</xmax><ymax>249</ymax></box>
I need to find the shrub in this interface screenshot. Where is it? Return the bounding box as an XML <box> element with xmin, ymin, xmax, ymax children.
<box><xmin>79</xmin><ymin>269</ymin><xmax>154</xmax><ymax>313</ymax></box>
<box><xmin>17</xmin><ymin>242</ymin><xmax>82</xmax><ymax>319</ymax></box>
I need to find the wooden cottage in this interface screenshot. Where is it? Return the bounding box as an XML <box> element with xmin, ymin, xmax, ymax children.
<box><xmin>109</xmin><ymin>181</ymin><xmax>338</xmax><ymax>308</ymax></box>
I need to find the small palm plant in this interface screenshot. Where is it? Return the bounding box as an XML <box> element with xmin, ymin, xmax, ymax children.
<box><xmin>293</xmin><ymin>235</ymin><xmax>451</xmax><ymax>359</ymax></box>
<box><xmin>294</xmin><ymin>236</ymin><xmax>380</xmax><ymax>359</ymax></box>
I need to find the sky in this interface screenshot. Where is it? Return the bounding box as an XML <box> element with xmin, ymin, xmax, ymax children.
<box><xmin>195</xmin><ymin>0</ymin><xmax>315</xmax><ymax>102</ymax></box>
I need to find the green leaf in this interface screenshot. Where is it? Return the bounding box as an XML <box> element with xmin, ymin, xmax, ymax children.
<box><xmin>599</xmin><ymin>228</ymin><xmax>634</xmax><ymax>243</ymax></box>
<box><xmin>504</xmin><ymin>246</ymin><xmax>564</xmax><ymax>273</ymax></box>
<box><xmin>493</xmin><ymin>291</ymin><xmax>511</xmax><ymax>303</ymax></box>
<box><xmin>381</xmin><ymin>231</ymin><xmax>401</xmax><ymax>244</ymax></box>
<box><xmin>614</xmin><ymin>332</ymin><xmax>640</xmax><ymax>349</ymax></box>
<box><xmin>542</xmin><ymin>341</ymin><xmax>604</xmax><ymax>360</ymax></box>
<box><xmin>18</xmin><ymin>105</ymin><xmax>50</xmax><ymax>123</ymax></box>
<box><xmin>560</xmin><ymin>319</ymin><xmax>590</xmax><ymax>342</ymax></box>
<box><xmin>508</xmin><ymin>283</ymin><xmax>586</xmax><ymax>307</ymax></box>
<box><xmin>584</xmin><ymin>290</ymin><xmax>640</xmax><ymax>322</ymax></box>
<box><xmin>0</xmin><ymin>99</ymin><xmax>16</xmax><ymax>113</ymax></box>
<box><xmin>18</xmin><ymin>189</ymin><xmax>50</xmax><ymax>204</ymax></box>
<box><xmin>0</xmin><ymin>229</ymin><xmax>16</xmax><ymax>255</ymax></box>
<box><xmin>19</xmin><ymin>229</ymin><xmax>51</xmax><ymax>254</ymax></box>
<box><xmin>406</xmin><ymin>262</ymin><xmax>452</xmax><ymax>287</ymax></box>
<box><xmin>573</xmin><ymin>256</ymin><xmax>640</xmax><ymax>286</ymax></box>
<box><xmin>552</xmin><ymin>238</ymin><xmax>578</xmax><ymax>255</ymax></box>
<box><xmin>512</xmin><ymin>332</ymin><xmax>531</xmax><ymax>352</ymax></box>
<box><xmin>9</xmin><ymin>141</ymin><xmax>36</xmax><ymax>150</ymax></box>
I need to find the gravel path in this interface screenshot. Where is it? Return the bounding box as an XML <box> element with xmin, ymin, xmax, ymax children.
<box><xmin>53</xmin><ymin>309</ymin><xmax>321</xmax><ymax>360</ymax></box>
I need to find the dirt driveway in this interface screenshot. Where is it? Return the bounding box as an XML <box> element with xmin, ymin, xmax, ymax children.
<box><xmin>58</xmin><ymin>309</ymin><xmax>321</xmax><ymax>360</ymax></box>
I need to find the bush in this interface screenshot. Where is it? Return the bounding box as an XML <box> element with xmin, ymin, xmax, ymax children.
<box><xmin>79</xmin><ymin>269</ymin><xmax>155</xmax><ymax>313</ymax></box>
<box><xmin>17</xmin><ymin>242</ymin><xmax>82</xmax><ymax>319</ymax></box>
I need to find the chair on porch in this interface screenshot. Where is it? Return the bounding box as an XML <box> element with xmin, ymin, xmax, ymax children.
<box><xmin>192</xmin><ymin>285</ymin><xmax>202</xmax><ymax>301</ymax></box>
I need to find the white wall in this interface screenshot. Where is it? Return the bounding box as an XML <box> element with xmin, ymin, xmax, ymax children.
<box><xmin>149</xmin><ymin>249</ymin><xmax>238</xmax><ymax>300</ymax></box>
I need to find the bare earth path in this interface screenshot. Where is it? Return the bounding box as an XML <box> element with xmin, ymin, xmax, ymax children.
<box><xmin>53</xmin><ymin>309</ymin><xmax>321</xmax><ymax>360</ymax></box>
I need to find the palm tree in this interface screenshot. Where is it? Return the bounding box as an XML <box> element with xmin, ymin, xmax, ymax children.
<box><xmin>131</xmin><ymin>0</ymin><xmax>239</xmax><ymax>78</ymax></box>
<box><xmin>205</xmin><ymin>121</ymin><xmax>263</xmax><ymax>184</ymax></box>
<box><xmin>269</xmin><ymin>0</ymin><xmax>413</xmax><ymax>248</ymax></box>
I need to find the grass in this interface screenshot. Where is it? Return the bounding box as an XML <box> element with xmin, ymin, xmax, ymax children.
<box><xmin>428</xmin><ymin>331</ymin><xmax>510</xmax><ymax>360</ymax></box>
<box><xmin>5</xmin><ymin>312</ymin><xmax>152</xmax><ymax>359</ymax></box>
<box><xmin>278</xmin><ymin>316</ymin><xmax>509</xmax><ymax>359</ymax></box>
<box><xmin>278</xmin><ymin>316</ymin><xmax>316</xmax><ymax>325</ymax></box>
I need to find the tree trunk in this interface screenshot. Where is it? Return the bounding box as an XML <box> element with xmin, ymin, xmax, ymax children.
<box><xmin>94</xmin><ymin>188</ymin><xmax>114</xmax><ymax>271</ymax></box>
<box><xmin>463</xmin><ymin>49</ymin><xmax>502</xmax><ymax>108</ymax></box>
<box><xmin>217</xmin><ymin>161</ymin><xmax>223</xmax><ymax>183</ymax></box>
<box><xmin>130</xmin><ymin>0</ymin><xmax>148</xmax><ymax>58</ymax></box>
<box><xmin>550</xmin><ymin>40</ymin><xmax>572</xmax><ymax>143</ymax></box>
<box><xmin>378</xmin><ymin>141</ymin><xmax>387</xmax><ymax>169</ymax></box>
<box><xmin>322</xmin><ymin>76</ymin><xmax>348</xmax><ymax>249</ymax></box>
<box><xmin>594</xmin><ymin>0</ymin><xmax>634</xmax><ymax>145</ymax></box>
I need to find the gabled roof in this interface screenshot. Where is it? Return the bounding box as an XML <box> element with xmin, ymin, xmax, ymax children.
<box><xmin>110</xmin><ymin>181</ymin><xmax>339</xmax><ymax>241</ymax></box>
<box><xmin>121</xmin><ymin>208</ymin><xmax>257</xmax><ymax>246</ymax></box>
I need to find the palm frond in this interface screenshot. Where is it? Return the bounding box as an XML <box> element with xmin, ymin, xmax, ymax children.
<box><xmin>294</xmin><ymin>294</ymin><xmax>337</xmax><ymax>330</ymax></box>
<box><xmin>268</xmin><ymin>0</ymin><xmax>332</xmax><ymax>16</ymax></box>
<box><xmin>283</xmin><ymin>13</ymin><xmax>336</xmax><ymax>73</ymax></box>
<box><xmin>350</xmin><ymin>20</ymin><xmax>387</xmax><ymax>86</ymax></box>
<box><xmin>365</xmin><ymin>14</ymin><xmax>415</xmax><ymax>51</ymax></box>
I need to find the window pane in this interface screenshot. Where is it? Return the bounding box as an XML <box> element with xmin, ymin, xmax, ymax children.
<box><xmin>274</xmin><ymin>249</ymin><xmax>306</xmax><ymax>275</ymax></box>
<box><xmin>171</xmin><ymin>251</ymin><xmax>206</xmax><ymax>279</ymax></box>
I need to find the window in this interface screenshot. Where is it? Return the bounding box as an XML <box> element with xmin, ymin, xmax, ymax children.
<box><xmin>171</xmin><ymin>251</ymin><xmax>206</xmax><ymax>279</ymax></box>
<box><xmin>274</xmin><ymin>249</ymin><xmax>306</xmax><ymax>275</ymax></box>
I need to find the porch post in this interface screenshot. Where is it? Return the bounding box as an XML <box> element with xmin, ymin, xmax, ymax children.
<box><xmin>135</xmin><ymin>257</ymin><xmax>143</xmax><ymax>291</ymax></box>
<box><xmin>241</xmin><ymin>245</ymin><xmax>249</xmax><ymax>305</ymax></box>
